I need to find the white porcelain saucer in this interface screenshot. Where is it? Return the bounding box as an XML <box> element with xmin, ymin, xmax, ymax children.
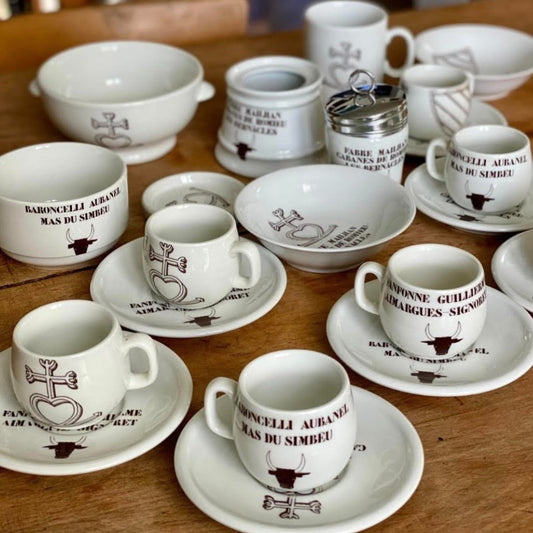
<box><xmin>174</xmin><ymin>386</ymin><xmax>424</xmax><ymax>533</ymax></box>
<box><xmin>492</xmin><ymin>229</ymin><xmax>533</xmax><ymax>312</ymax></box>
<box><xmin>0</xmin><ymin>340</ymin><xmax>192</xmax><ymax>475</ymax></box>
<box><xmin>215</xmin><ymin>141</ymin><xmax>328</xmax><ymax>179</ymax></box>
<box><xmin>327</xmin><ymin>282</ymin><xmax>533</xmax><ymax>396</ymax></box>
<box><xmin>404</xmin><ymin>161</ymin><xmax>533</xmax><ymax>235</ymax></box>
<box><xmin>90</xmin><ymin>238</ymin><xmax>286</xmax><ymax>338</ymax></box>
<box><xmin>405</xmin><ymin>100</ymin><xmax>507</xmax><ymax>157</ymax></box>
<box><xmin>141</xmin><ymin>171</ymin><xmax>245</xmax><ymax>217</ymax></box>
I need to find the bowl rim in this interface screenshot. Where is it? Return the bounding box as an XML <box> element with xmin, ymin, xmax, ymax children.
<box><xmin>234</xmin><ymin>165</ymin><xmax>417</xmax><ymax>254</ymax></box>
<box><xmin>0</xmin><ymin>142</ymin><xmax>127</xmax><ymax>205</ymax></box>
<box><xmin>36</xmin><ymin>40</ymin><xmax>205</xmax><ymax>106</ymax></box>
<box><xmin>415</xmin><ymin>23</ymin><xmax>533</xmax><ymax>82</ymax></box>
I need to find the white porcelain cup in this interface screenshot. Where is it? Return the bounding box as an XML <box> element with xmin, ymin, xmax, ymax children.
<box><xmin>10</xmin><ymin>300</ymin><xmax>158</xmax><ymax>432</ymax></box>
<box><xmin>142</xmin><ymin>204</ymin><xmax>261</xmax><ymax>308</ymax></box>
<box><xmin>304</xmin><ymin>0</ymin><xmax>415</xmax><ymax>99</ymax></box>
<box><xmin>400</xmin><ymin>64</ymin><xmax>474</xmax><ymax>141</ymax></box>
<box><xmin>0</xmin><ymin>142</ymin><xmax>128</xmax><ymax>267</ymax></box>
<box><xmin>354</xmin><ymin>244</ymin><xmax>487</xmax><ymax>360</ymax></box>
<box><xmin>426</xmin><ymin>125</ymin><xmax>533</xmax><ymax>213</ymax></box>
<box><xmin>204</xmin><ymin>349</ymin><xmax>357</xmax><ymax>493</ymax></box>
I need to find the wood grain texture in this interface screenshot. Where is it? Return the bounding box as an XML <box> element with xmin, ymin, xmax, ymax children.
<box><xmin>0</xmin><ymin>0</ymin><xmax>532</xmax><ymax>531</ymax></box>
<box><xmin>0</xmin><ymin>0</ymin><xmax>249</xmax><ymax>72</ymax></box>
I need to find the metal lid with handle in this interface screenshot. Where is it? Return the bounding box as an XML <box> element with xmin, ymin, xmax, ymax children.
<box><xmin>325</xmin><ymin>69</ymin><xmax>407</xmax><ymax>137</ymax></box>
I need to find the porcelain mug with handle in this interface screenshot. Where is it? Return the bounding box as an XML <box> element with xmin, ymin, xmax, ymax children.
<box><xmin>10</xmin><ymin>299</ymin><xmax>159</xmax><ymax>432</ymax></box>
<box><xmin>304</xmin><ymin>0</ymin><xmax>415</xmax><ymax>99</ymax></box>
<box><xmin>204</xmin><ymin>349</ymin><xmax>357</xmax><ymax>493</ymax></box>
<box><xmin>426</xmin><ymin>125</ymin><xmax>533</xmax><ymax>213</ymax></box>
<box><xmin>354</xmin><ymin>244</ymin><xmax>487</xmax><ymax>360</ymax></box>
<box><xmin>142</xmin><ymin>203</ymin><xmax>261</xmax><ymax>308</ymax></box>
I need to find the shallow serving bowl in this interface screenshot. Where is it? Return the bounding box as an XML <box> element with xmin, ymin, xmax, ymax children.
<box><xmin>234</xmin><ymin>165</ymin><xmax>416</xmax><ymax>273</ymax></box>
<box><xmin>415</xmin><ymin>24</ymin><xmax>533</xmax><ymax>100</ymax></box>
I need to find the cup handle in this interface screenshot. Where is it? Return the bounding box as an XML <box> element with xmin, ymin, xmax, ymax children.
<box><xmin>123</xmin><ymin>333</ymin><xmax>159</xmax><ymax>390</ymax></box>
<box><xmin>204</xmin><ymin>377</ymin><xmax>237</xmax><ymax>440</ymax></box>
<box><xmin>465</xmin><ymin>71</ymin><xmax>476</xmax><ymax>95</ymax></box>
<box><xmin>29</xmin><ymin>79</ymin><xmax>40</xmax><ymax>97</ymax></box>
<box><xmin>354</xmin><ymin>261</ymin><xmax>385</xmax><ymax>315</ymax></box>
<box><xmin>197</xmin><ymin>81</ymin><xmax>215</xmax><ymax>102</ymax></box>
<box><xmin>384</xmin><ymin>26</ymin><xmax>415</xmax><ymax>78</ymax></box>
<box><xmin>426</xmin><ymin>138</ymin><xmax>448</xmax><ymax>181</ymax></box>
<box><xmin>230</xmin><ymin>239</ymin><xmax>262</xmax><ymax>289</ymax></box>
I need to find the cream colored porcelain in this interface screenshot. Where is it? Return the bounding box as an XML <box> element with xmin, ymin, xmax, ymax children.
<box><xmin>234</xmin><ymin>164</ymin><xmax>416</xmax><ymax>273</ymax></box>
<box><xmin>32</xmin><ymin>41</ymin><xmax>214</xmax><ymax>164</ymax></box>
<box><xmin>415</xmin><ymin>24</ymin><xmax>533</xmax><ymax>100</ymax></box>
<box><xmin>0</xmin><ymin>142</ymin><xmax>128</xmax><ymax>267</ymax></box>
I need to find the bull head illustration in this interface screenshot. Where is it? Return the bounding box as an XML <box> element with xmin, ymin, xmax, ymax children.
<box><xmin>421</xmin><ymin>322</ymin><xmax>462</xmax><ymax>356</ymax></box>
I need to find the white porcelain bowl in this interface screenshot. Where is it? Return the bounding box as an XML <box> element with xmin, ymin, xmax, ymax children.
<box><xmin>234</xmin><ymin>165</ymin><xmax>416</xmax><ymax>273</ymax></box>
<box><xmin>415</xmin><ymin>24</ymin><xmax>533</xmax><ymax>100</ymax></box>
<box><xmin>31</xmin><ymin>41</ymin><xmax>215</xmax><ymax>164</ymax></box>
<box><xmin>0</xmin><ymin>142</ymin><xmax>128</xmax><ymax>267</ymax></box>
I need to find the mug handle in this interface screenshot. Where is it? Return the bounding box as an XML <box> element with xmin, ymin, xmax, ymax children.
<box><xmin>197</xmin><ymin>81</ymin><xmax>215</xmax><ymax>102</ymax></box>
<box><xmin>204</xmin><ymin>377</ymin><xmax>237</xmax><ymax>440</ymax></box>
<box><xmin>29</xmin><ymin>79</ymin><xmax>40</xmax><ymax>97</ymax></box>
<box><xmin>123</xmin><ymin>333</ymin><xmax>159</xmax><ymax>390</ymax></box>
<box><xmin>230</xmin><ymin>239</ymin><xmax>262</xmax><ymax>289</ymax></box>
<box><xmin>354</xmin><ymin>261</ymin><xmax>386</xmax><ymax>314</ymax></box>
<box><xmin>426</xmin><ymin>137</ymin><xmax>448</xmax><ymax>181</ymax></box>
<box><xmin>384</xmin><ymin>26</ymin><xmax>415</xmax><ymax>78</ymax></box>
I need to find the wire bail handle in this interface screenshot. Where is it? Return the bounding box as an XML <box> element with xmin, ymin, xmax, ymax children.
<box><xmin>349</xmin><ymin>69</ymin><xmax>377</xmax><ymax>106</ymax></box>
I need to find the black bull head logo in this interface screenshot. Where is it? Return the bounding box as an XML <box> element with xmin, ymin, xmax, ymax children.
<box><xmin>266</xmin><ymin>451</ymin><xmax>310</xmax><ymax>489</ymax></box>
<box><xmin>66</xmin><ymin>225</ymin><xmax>97</xmax><ymax>255</ymax></box>
<box><xmin>421</xmin><ymin>323</ymin><xmax>462</xmax><ymax>356</ymax></box>
<box><xmin>43</xmin><ymin>436</ymin><xmax>87</xmax><ymax>459</ymax></box>
<box><xmin>234</xmin><ymin>133</ymin><xmax>256</xmax><ymax>160</ymax></box>
<box><xmin>465</xmin><ymin>182</ymin><xmax>495</xmax><ymax>211</ymax></box>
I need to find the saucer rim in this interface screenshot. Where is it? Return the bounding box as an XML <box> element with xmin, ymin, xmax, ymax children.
<box><xmin>141</xmin><ymin>171</ymin><xmax>245</xmax><ymax>217</ymax></box>
<box><xmin>326</xmin><ymin>284</ymin><xmax>533</xmax><ymax>397</ymax></box>
<box><xmin>0</xmin><ymin>341</ymin><xmax>193</xmax><ymax>476</ymax></box>
<box><xmin>174</xmin><ymin>386</ymin><xmax>424</xmax><ymax>533</ymax></box>
<box><xmin>491</xmin><ymin>228</ymin><xmax>533</xmax><ymax>312</ymax></box>
<box><xmin>90</xmin><ymin>237</ymin><xmax>287</xmax><ymax>338</ymax></box>
<box><xmin>404</xmin><ymin>162</ymin><xmax>533</xmax><ymax>235</ymax></box>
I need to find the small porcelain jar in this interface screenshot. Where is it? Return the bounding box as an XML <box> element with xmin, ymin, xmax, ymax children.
<box><xmin>215</xmin><ymin>56</ymin><xmax>326</xmax><ymax>178</ymax></box>
<box><xmin>325</xmin><ymin>70</ymin><xmax>408</xmax><ymax>183</ymax></box>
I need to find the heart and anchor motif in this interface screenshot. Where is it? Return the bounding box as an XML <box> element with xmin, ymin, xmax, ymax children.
<box><xmin>147</xmin><ymin>241</ymin><xmax>204</xmax><ymax>305</ymax></box>
<box><xmin>91</xmin><ymin>111</ymin><xmax>133</xmax><ymax>149</ymax></box>
<box><xmin>324</xmin><ymin>41</ymin><xmax>362</xmax><ymax>90</ymax></box>
<box><xmin>25</xmin><ymin>358</ymin><xmax>101</xmax><ymax>428</ymax></box>
<box><xmin>268</xmin><ymin>208</ymin><xmax>338</xmax><ymax>247</ymax></box>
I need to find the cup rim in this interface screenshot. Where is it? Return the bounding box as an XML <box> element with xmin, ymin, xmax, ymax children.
<box><xmin>238</xmin><ymin>349</ymin><xmax>351</xmax><ymax>414</ymax></box>
<box><xmin>36</xmin><ymin>40</ymin><xmax>204</xmax><ymax>106</ymax></box>
<box><xmin>387</xmin><ymin>243</ymin><xmax>485</xmax><ymax>292</ymax></box>
<box><xmin>400</xmin><ymin>63</ymin><xmax>471</xmax><ymax>90</ymax></box>
<box><xmin>304</xmin><ymin>0</ymin><xmax>386</xmax><ymax>27</ymax></box>
<box><xmin>12</xmin><ymin>299</ymin><xmax>119</xmax><ymax>359</ymax></box>
<box><xmin>451</xmin><ymin>124</ymin><xmax>530</xmax><ymax>156</ymax></box>
<box><xmin>145</xmin><ymin>203</ymin><xmax>237</xmax><ymax>246</ymax></box>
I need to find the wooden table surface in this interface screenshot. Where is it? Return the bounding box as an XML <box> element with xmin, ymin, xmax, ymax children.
<box><xmin>0</xmin><ymin>0</ymin><xmax>532</xmax><ymax>531</ymax></box>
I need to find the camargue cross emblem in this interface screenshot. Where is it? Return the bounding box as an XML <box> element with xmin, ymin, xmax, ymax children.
<box><xmin>263</xmin><ymin>494</ymin><xmax>321</xmax><ymax>519</ymax></box>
